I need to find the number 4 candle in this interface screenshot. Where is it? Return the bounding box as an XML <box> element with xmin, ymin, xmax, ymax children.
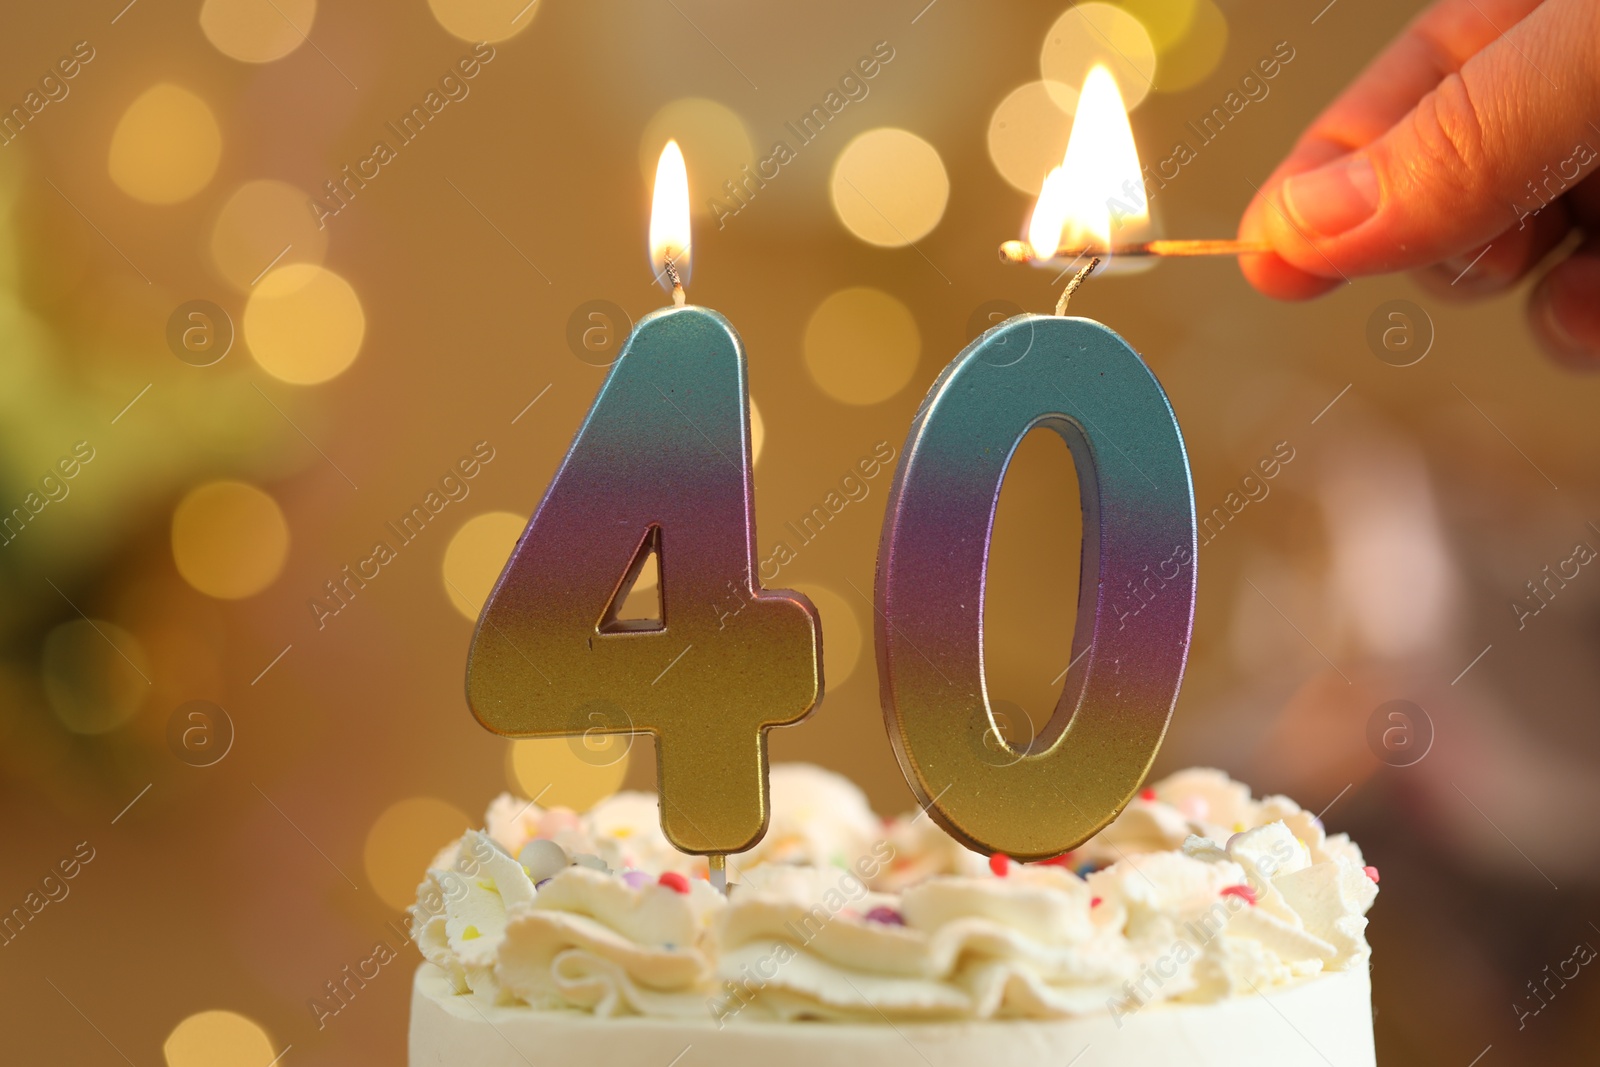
<box><xmin>466</xmin><ymin>142</ymin><xmax>823</xmax><ymax>882</ymax></box>
<box><xmin>874</xmin><ymin>65</ymin><xmax>1199</xmax><ymax>860</ymax></box>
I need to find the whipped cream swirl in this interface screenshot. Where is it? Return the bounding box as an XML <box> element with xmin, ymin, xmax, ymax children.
<box><xmin>410</xmin><ymin>765</ymin><xmax>1378</xmax><ymax>1025</ymax></box>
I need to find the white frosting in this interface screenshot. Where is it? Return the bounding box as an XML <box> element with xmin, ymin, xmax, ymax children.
<box><xmin>411</xmin><ymin>961</ymin><xmax>1379</xmax><ymax>1067</ymax></box>
<box><xmin>409</xmin><ymin>764</ymin><xmax>1378</xmax><ymax>1028</ymax></box>
<box><xmin>496</xmin><ymin>868</ymin><xmax>720</xmax><ymax>1018</ymax></box>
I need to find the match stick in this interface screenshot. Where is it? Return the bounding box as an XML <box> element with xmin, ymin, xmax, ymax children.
<box><xmin>999</xmin><ymin>238</ymin><xmax>1271</xmax><ymax>263</ymax></box>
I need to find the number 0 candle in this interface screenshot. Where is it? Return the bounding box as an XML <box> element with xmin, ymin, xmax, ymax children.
<box><xmin>466</xmin><ymin>142</ymin><xmax>822</xmax><ymax>864</ymax></box>
<box><xmin>874</xmin><ymin>65</ymin><xmax>1198</xmax><ymax>861</ymax></box>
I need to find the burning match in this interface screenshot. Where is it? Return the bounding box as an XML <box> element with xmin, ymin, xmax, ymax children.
<box><xmin>1000</xmin><ymin>238</ymin><xmax>1272</xmax><ymax>263</ymax></box>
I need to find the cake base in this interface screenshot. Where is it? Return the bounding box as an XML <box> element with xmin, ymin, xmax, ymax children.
<box><xmin>409</xmin><ymin>963</ymin><xmax>1377</xmax><ymax>1066</ymax></box>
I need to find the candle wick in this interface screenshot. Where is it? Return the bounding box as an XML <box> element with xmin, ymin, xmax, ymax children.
<box><xmin>1054</xmin><ymin>256</ymin><xmax>1100</xmax><ymax>316</ymax></box>
<box><xmin>663</xmin><ymin>256</ymin><xmax>687</xmax><ymax>306</ymax></box>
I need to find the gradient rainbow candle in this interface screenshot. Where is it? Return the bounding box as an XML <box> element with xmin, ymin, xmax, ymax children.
<box><xmin>466</xmin><ymin>142</ymin><xmax>822</xmax><ymax>888</ymax></box>
<box><xmin>874</xmin><ymin>66</ymin><xmax>1198</xmax><ymax>860</ymax></box>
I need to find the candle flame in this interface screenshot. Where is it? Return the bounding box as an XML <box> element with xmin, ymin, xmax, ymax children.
<box><xmin>1026</xmin><ymin>65</ymin><xmax>1148</xmax><ymax>258</ymax></box>
<box><xmin>649</xmin><ymin>139</ymin><xmax>692</xmax><ymax>292</ymax></box>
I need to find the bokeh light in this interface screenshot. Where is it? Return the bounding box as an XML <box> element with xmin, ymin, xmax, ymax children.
<box><xmin>1040</xmin><ymin>3</ymin><xmax>1156</xmax><ymax>111</ymax></box>
<box><xmin>210</xmin><ymin>179</ymin><xmax>329</xmax><ymax>292</ymax></box>
<box><xmin>427</xmin><ymin>0</ymin><xmax>540</xmax><ymax>43</ymax></box>
<box><xmin>442</xmin><ymin>511</ymin><xmax>525</xmax><ymax>620</ymax></box>
<box><xmin>1115</xmin><ymin>0</ymin><xmax>1199</xmax><ymax>52</ymax></box>
<box><xmin>163</xmin><ymin>1010</ymin><xmax>276</xmax><ymax>1067</ymax></box>
<box><xmin>829</xmin><ymin>128</ymin><xmax>949</xmax><ymax>247</ymax></box>
<box><xmin>41</xmin><ymin>619</ymin><xmax>149</xmax><ymax>735</ymax></box>
<box><xmin>364</xmin><ymin>797</ymin><xmax>471</xmax><ymax>911</ymax></box>
<box><xmin>243</xmin><ymin>264</ymin><xmax>365</xmax><ymax>384</ymax></box>
<box><xmin>199</xmin><ymin>0</ymin><xmax>317</xmax><ymax>63</ymax></box>
<box><xmin>171</xmin><ymin>481</ymin><xmax>290</xmax><ymax>600</ymax></box>
<box><xmin>108</xmin><ymin>85</ymin><xmax>222</xmax><ymax>204</ymax></box>
<box><xmin>803</xmin><ymin>287</ymin><xmax>920</xmax><ymax>405</ymax></box>
<box><xmin>508</xmin><ymin>737</ymin><xmax>630</xmax><ymax>812</ymax></box>
<box><xmin>638</xmin><ymin>98</ymin><xmax>754</xmax><ymax>223</ymax></box>
<box><xmin>1149</xmin><ymin>0</ymin><xmax>1228</xmax><ymax>92</ymax></box>
<box><xmin>791</xmin><ymin>583</ymin><xmax>861</xmax><ymax>688</ymax></box>
<box><xmin>988</xmin><ymin>80</ymin><xmax>1076</xmax><ymax>195</ymax></box>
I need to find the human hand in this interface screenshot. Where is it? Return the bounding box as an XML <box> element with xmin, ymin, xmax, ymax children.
<box><xmin>1238</xmin><ymin>0</ymin><xmax>1600</xmax><ymax>366</ymax></box>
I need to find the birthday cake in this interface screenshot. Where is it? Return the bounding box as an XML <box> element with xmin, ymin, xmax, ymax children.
<box><xmin>407</xmin><ymin>766</ymin><xmax>1378</xmax><ymax>1066</ymax></box>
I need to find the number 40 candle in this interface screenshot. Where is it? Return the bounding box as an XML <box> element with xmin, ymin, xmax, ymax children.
<box><xmin>466</xmin><ymin>142</ymin><xmax>823</xmax><ymax>880</ymax></box>
<box><xmin>877</xmin><ymin>314</ymin><xmax>1194</xmax><ymax>859</ymax></box>
<box><xmin>470</xmin><ymin>69</ymin><xmax>1200</xmax><ymax>870</ymax></box>
<box><xmin>878</xmin><ymin>64</ymin><xmax>1197</xmax><ymax>860</ymax></box>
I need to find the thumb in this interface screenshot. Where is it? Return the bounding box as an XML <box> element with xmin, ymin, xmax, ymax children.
<box><xmin>1265</xmin><ymin>0</ymin><xmax>1600</xmax><ymax>279</ymax></box>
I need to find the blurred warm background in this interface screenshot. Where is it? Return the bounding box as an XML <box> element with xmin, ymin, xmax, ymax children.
<box><xmin>2</xmin><ymin>0</ymin><xmax>1597</xmax><ymax>1063</ymax></box>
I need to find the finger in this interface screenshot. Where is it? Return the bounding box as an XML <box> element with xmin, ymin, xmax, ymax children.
<box><xmin>1411</xmin><ymin>198</ymin><xmax>1571</xmax><ymax>299</ymax></box>
<box><xmin>1528</xmin><ymin>237</ymin><xmax>1600</xmax><ymax>369</ymax></box>
<box><xmin>1560</xmin><ymin>169</ymin><xmax>1600</xmax><ymax>228</ymax></box>
<box><xmin>1416</xmin><ymin>170</ymin><xmax>1600</xmax><ymax>297</ymax></box>
<box><xmin>1240</xmin><ymin>0</ymin><xmax>1544</xmax><ymax>298</ymax></box>
<box><xmin>1264</xmin><ymin>0</ymin><xmax>1600</xmax><ymax>279</ymax></box>
<box><xmin>1276</xmin><ymin>0</ymin><xmax>1546</xmax><ymax>173</ymax></box>
<box><xmin>1238</xmin><ymin>180</ymin><xmax>1343</xmax><ymax>300</ymax></box>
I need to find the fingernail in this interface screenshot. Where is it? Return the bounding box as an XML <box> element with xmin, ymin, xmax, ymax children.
<box><xmin>1535</xmin><ymin>281</ymin><xmax>1600</xmax><ymax>366</ymax></box>
<box><xmin>1540</xmin><ymin>294</ymin><xmax>1584</xmax><ymax>350</ymax></box>
<box><xmin>1282</xmin><ymin>156</ymin><xmax>1379</xmax><ymax>238</ymax></box>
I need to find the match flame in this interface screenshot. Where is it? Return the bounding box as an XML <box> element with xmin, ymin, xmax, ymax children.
<box><xmin>1026</xmin><ymin>65</ymin><xmax>1148</xmax><ymax>258</ymax></box>
<box><xmin>649</xmin><ymin>139</ymin><xmax>692</xmax><ymax>292</ymax></box>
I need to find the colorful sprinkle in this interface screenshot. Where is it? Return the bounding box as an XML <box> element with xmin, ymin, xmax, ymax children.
<box><xmin>535</xmin><ymin>878</ymin><xmax>553</xmax><ymax>890</ymax></box>
<box><xmin>1220</xmin><ymin>884</ymin><xmax>1258</xmax><ymax>906</ymax></box>
<box><xmin>658</xmin><ymin>872</ymin><xmax>690</xmax><ymax>894</ymax></box>
<box><xmin>621</xmin><ymin>870</ymin><xmax>652</xmax><ymax>889</ymax></box>
<box><xmin>989</xmin><ymin>853</ymin><xmax>1011</xmax><ymax>877</ymax></box>
<box><xmin>1139</xmin><ymin>788</ymin><xmax>1157</xmax><ymax>802</ymax></box>
<box><xmin>1091</xmin><ymin>897</ymin><xmax>1102</xmax><ymax>908</ymax></box>
<box><xmin>1363</xmin><ymin>866</ymin><xmax>1380</xmax><ymax>884</ymax></box>
<box><xmin>461</xmin><ymin>925</ymin><xmax>480</xmax><ymax>940</ymax></box>
<box><xmin>865</xmin><ymin>906</ymin><xmax>905</xmax><ymax>926</ymax></box>
<box><xmin>1037</xmin><ymin>853</ymin><xmax>1074</xmax><ymax>868</ymax></box>
<box><xmin>1074</xmin><ymin>861</ymin><xmax>1102</xmax><ymax>878</ymax></box>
